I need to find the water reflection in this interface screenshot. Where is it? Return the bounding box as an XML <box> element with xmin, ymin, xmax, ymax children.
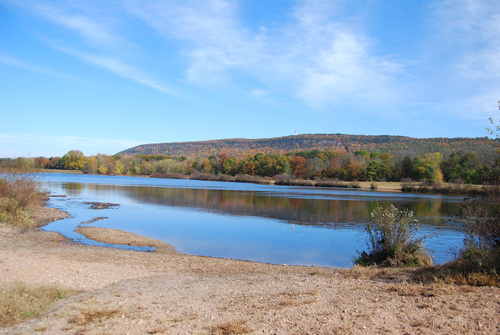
<box><xmin>60</xmin><ymin>182</ymin><xmax>85</xmax><ymax>196</ymax></box>
<box><xmin>42</xmin><ymin>174</ymin><xmax>466</xmax><ymax>267</ymax></box>
<box><xmin>52</xmin><ymin>181</ymin><xmax>462</xmax><ymax>229</ymax></box>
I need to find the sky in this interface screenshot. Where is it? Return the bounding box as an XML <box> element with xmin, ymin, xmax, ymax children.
<box><xmin>1</xmin><ymin>0</ymin><xmax>500</xmax><ymax>158</ymax></box>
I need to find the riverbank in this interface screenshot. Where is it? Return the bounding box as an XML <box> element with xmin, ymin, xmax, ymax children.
<box><xmin>1</xmin><ymin>204</ymin><xmax>499</xmax><ymax>334</ymax></box>
<box><xmin>37</xmin><ymin>168</ymin><xmax>493</xmax><ymax>195</ymax></box>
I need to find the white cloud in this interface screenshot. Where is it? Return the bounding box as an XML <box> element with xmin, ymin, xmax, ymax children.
<box><xmin>430</xmin><ymin>0</ymin><xmax>500</xmax><ymax>119</ymax></box>
<box><xmin>124</xmin><ymin>0</ymin><xmax>263</xmax><ymax>85</ymax></box>
<box><xmin>124</xmin><ymin>0</ymin><xmax>402</xmax><ymax>108</ymax></box>
<box><xmin>7</xmin><ymin>0</ymin><xmax>406</xmax><ymax>109</ymax></box>
<box><xmin>267</xmin><ymin>0</ymin><xmax>403</xmax><ymax>108</ymax></box>
<box><xmin>436</xmin><ymin>0</ymin><xmax>500</xmax><ymax>77</ymax></box>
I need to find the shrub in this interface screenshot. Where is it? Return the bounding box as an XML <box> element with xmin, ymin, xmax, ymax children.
<box><xmin>355</xmin><ymin>204</ymin><xmax>432</xmax><ymax>267</ymax></box>
<box><xmin>457</xmin><ymin>186</ymin><xmax>500</xmax><ymax>275</ymax></box>
<box><xmin>0</xmin><ymin>170</ymin><xmax>41</xmax><ymax>226</ymax></box>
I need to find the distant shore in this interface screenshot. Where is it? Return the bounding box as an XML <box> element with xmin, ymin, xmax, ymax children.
<box><xmin>35</xmin><ymin>168</ymin><xmax>492</xmax><ymax>196</ymax></box>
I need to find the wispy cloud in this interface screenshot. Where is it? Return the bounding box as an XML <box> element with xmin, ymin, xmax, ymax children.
<box><xmin>35</xmin><ymin>4</ymin><xmax>128</xmax><ymax>51</ymax></box>
<box><xmin>430</xmin><ymin>0</ymin><xmax>500</xmax><ymax>119</ymax></box>
<box><xmin>125</xmin><ymin>0</ymin><xmax>403</xmax><ymax>108</ymax></box>
<box><xmin>11</xmin><ymin>0</ymin><xmax>498</xmax><ymax>122</ymax></box>
<box><xmin>282</xmin><ymin>1</ymin><xmax>403</xmax><ymax>108</ymax></box>
<box><xmin>47</xmin><ymin>41</ymin><xmax>181</xmax><ymax>96</ymax></box>
<box><xmin>29</xmin><ymin>2</ymin><xmax>179</xmax><ymax>96</ymax></box>
<box><xmin>0</xmin><ymin>53</ymin><xmax>72</xmax><ymax>80</ymax></box>
<box><xmin>125</xmin><ymin>0</ymin><xmax>263</xmax><ymax>85</ymax></box>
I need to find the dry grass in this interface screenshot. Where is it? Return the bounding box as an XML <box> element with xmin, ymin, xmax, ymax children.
<box><xmin>208</xmin><ymin>320</ymin><xmax>252</xmax><ymax>335</ymax></box>
<box><xmin>339</xmin><ymin>265</ymin><xmax>410</xmax><ymax>281</ymax></box>
<box><xmin>413</xmin><ymin>264</ymin><xmax>500</xmax><ymax>287</ymax></box>
<box><xmin>0</xmin><ymin>170</ymin><xmax>43</xmax><ymax>227</ymax></box>
<box><xmin>275</xmin><ymin>290</ymin><xmax>317</xmax><ymax>307</ymax></box>
<box><xmin>387</xmin><ymin>279</ymin><xmax>477</xmax><ymax>298</ymax></box>
<box><xmin>70</xmin><ymin>306</ymin><xmax>121</xmax><ymax>325</ymax></box>
<box><xmin>0</xmin><ymin>281</ymin><xmax>72</xmax><ymax>327</ymax></box>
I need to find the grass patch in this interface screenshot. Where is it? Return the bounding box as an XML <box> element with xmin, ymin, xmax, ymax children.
<box><xmin>0</xmin><ymin>282</ymin><xmax>72</xmax><ymax>327</ymax></box>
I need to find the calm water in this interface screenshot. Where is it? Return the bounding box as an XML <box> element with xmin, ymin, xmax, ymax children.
<box><xmin>40</xmin><ymin>173</ymin><xmax>466</xmax><ymax>268</ymax></box>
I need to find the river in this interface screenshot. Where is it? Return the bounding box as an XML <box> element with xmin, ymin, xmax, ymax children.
<box><xmin>40</xmin><ymin>173</ymin><xmax>466</xmax><ymax>268</ymax></box>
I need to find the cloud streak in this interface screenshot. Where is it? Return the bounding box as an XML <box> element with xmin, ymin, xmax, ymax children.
<box><xmin>429</xmin><ymin>0</ymin><xmax>500</xmax><ymax>119</ymax></box>
<box><xmin>47</xmin><ymin>42</ymin><xmax>181</xmax><ymax>96</ymax></box>
<box><xmin>31</xmin><ymin>1</ymin><xmax>179</xmax><ymax>97</ymax></box>
<box><xmin>0</xmin><ymin>53</ymin><xmax>73</xmax><ymax>80</ymax></box>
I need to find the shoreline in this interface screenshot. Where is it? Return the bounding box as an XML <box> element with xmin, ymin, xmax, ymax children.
<box><xmin>1</xmin><ymin>204</ymin><xmax>499</xmax><ymax>334</ymax></box>
<box><xmin>36</xmin><ymin>168</ymin><xmax>492</xmax><ymax>196</ymax></box>
<box><xmin>75</xmin><ymin>226</ymin><xmax>177</xmax><ymax>254</ymax></box>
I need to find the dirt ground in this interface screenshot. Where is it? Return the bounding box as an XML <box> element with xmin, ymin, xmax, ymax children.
<box><xmin>0</xmin><ymin>205</ymin><xmax>499</xmax><ymax>334</ymax></box>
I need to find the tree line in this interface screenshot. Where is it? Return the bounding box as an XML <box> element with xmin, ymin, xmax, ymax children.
<box><xmin>3</xmin><ymin>146</ymin><xmax>499</xmax><ymax>185</ymax></box>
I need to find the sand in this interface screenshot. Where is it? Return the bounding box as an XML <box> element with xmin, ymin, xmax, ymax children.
<box><xmin>0</xmin><ymin>204</ymin><xmax>499</xmax><ymax>334</ymax></box>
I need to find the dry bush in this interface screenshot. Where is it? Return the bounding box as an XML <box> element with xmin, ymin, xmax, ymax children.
<box><xmin>410</xmin><ymin>186</ymin><xmax>500</xmax><ymax>287</ymax></box>
<box><xmin>438</xmin><ymin>186</ymin><xmax>500</xmax><ymax>285</ymax></box>
<box><xmin>0</xmin><ymin>281</ymin><xmax>72</xmax><ymax>327</ymax></box>
<box><xmin>355</xmin><ymin>205</ymin><xmax>432</xmax><ymax>267</ymax></box>
<box><xmin>0</xmin><ymin>170</ymin><xmax>42</xmax><ymax>226</ymax></box>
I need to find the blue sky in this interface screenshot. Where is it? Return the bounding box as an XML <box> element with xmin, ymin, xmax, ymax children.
<box><xmin>1</xmin><ymin>0</ymin><xmax>499</xmax><ymax>158</ymax></box>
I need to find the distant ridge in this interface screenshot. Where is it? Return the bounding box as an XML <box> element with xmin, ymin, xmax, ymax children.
<box><xmin>118</xmin><ymin>134</ymin><xmax>496</xmax><ymax>158</ymax></box>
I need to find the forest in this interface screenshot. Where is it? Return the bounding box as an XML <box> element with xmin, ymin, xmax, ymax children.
<box><xmin>3</xmin><ymin>135</ymin><xmax>500</xmax><ymax>187</ymax></box>
<box><xmin>119</xmin><ymin>133</ymin><xmax>496</xmax><ymax>158</ymax></box>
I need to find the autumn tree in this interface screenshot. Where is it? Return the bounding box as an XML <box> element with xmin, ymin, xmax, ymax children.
<box><xmin>83</xmin><ymin>156</ymin><xmax>98</xmax><ymax>174</ymax></box>
<box><xmin>290</xmin><ymin>156</ymin><xmax>307</xmax><ymax>178</ymax></box>
<box><xmin>201</xmin><ymin>158</ymin><xmax>213</xmax><ymax>174</ymax></box>
<box><xmin>236</xmin><ymin>155</ymin><xmax>256</xmax><ymax>175</ymax></box>
<box><xmin>34</xmin><ymin>157</ymin><xmax>49</xmax><ymax>169</ymax></box>
<box><xmin>60</xmin><ymin>150</ymin><xmax>86</xmax><ymax>170</ymax></box>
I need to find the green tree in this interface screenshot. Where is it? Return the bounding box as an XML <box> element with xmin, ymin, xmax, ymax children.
<box><xmin>366</xmin><ymin>160</ymin><xmax>381</xmax><ymax>181</ymax></box>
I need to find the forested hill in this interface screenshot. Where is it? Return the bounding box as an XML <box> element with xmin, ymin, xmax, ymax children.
<box><xmin>118</xmin><ymin>134</ymin><xmax>497</xmax><ymax>158</ymax></box>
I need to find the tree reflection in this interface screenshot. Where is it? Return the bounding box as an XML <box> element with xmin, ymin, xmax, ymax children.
<box><xmin>119</xmin><ymin>186</ymin><xmax>460</xmax><ymax>229</ymax></box>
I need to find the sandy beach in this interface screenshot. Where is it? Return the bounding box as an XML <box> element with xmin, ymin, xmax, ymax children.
<box><xmin>1</xmin><ymin>204</ymin><xmax>499</xmax><ymax>334</ymax></box>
